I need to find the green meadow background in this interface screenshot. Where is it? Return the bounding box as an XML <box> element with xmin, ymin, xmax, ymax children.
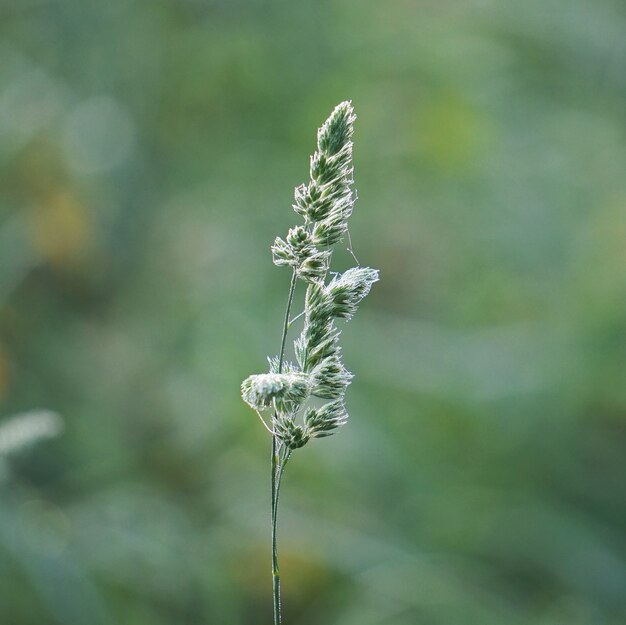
<box><xmin>1</xmin><ymin>1</ymin><xmax>625</xmax><ymax>623</ymax></box>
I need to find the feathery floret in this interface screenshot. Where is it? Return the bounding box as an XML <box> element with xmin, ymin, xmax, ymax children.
<box><xmin>304</xmin><ymin>401</ymin><xmax>348</xmax><ymax>438</ymax></box>
<box><xmin>275</xmin><ymin>417</ymin><xmax>310</xmax><ymax>450</ymax></box>
<box><xmin>326</xmin><ymin>267</ymin><xmax>380</xmax><ymax>320</ymax></box>
<box><xmin>241</xmin><ymin>373</ymin><xmax>309</xmax><ymax>411</ymax></box>
<box><xmin>310</xmin><ymin>356</ymin><xmax>353</xmax><ymax>399</ymax></box>
<box><xmin>317</xmin><ymin>101</ymin><xmax>356</xmax><ymax>156</ymax></box>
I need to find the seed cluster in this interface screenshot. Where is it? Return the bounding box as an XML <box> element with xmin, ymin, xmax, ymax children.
<box><xmin>241</xmin><ymin>101</ymin><xmax>379</xmax><ymax>451</ymax></box>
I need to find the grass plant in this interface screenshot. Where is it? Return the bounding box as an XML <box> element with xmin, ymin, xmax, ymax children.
<box><xmin>241</xmin><ymin>101</ymin><xmax>379</xmax><ymax>624</ymax></box>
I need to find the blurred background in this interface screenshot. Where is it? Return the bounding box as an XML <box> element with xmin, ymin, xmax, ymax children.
<box><xmin>1</xmin><ymin>1</ymin><xmax>625</xmax><ymax>624</ymax></box>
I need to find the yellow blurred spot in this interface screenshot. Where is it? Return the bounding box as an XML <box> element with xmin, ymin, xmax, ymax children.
<box><xmin>579</xmin><ymin>193</ymin><xmax>626</xmax><ymax>296</ymax></box>
<box><xmin>231</xmin><ymin>546</ymin><xmax>330</xmax><ymax>600</ymax></box>
<box><xmin>27</xmin><ymin>190</ymin><xmax>92</xmax><ymax>268</ymax></box>
<box><xmin>419</xmin><ymin>94</ymin><xmax>493</xmax><ymax>170</ymax></box>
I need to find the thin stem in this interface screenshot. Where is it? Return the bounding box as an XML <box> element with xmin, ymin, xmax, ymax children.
<box><xmin>288</xmin><ymin>309</ymin><xmax>306</xmax><ymax>327</ymax></box>
<box><xmin>273</xmin><ymin>448</ymin><xmax>290</xmax><ymax>520</ymax></box>
<box><xmin>271</xmin><ymin>269</ymin><xmax>297</xmax><ymax>625</ymax></box>
<box><xmin>278</xmin><ymin>271</ymin><xmax>298</xmax><ymax>372</ymax></box>
<box><xmin>255</xmin><ymin>409</ymin><xmax>274</xmax><ymax>435</ymax></box>
<box><xmin>271</xmin><ymin>437</ymin><xmax>280</xmax><ymax>624</ymax></box>
<box><xmin>271</xmin><ymin>445</ymin><xmax>291</xmax><ymax>625</ymax></box>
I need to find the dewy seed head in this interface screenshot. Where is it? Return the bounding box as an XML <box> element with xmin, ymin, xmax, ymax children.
<box><xmin>242</xmin><ymin>101</ymin><xmax>378</xmax><ymax>448</ymax></box>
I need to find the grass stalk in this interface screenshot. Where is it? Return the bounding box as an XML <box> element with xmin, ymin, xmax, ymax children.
<box><xmin>240</xmin><ymin>102</ymin><xmax>378</xmax><ymax>622</ymax></box>
<box><xmin>271</xmin><ymin>269</ymin><xmax>297</xmax><ymax>624</ymax></box>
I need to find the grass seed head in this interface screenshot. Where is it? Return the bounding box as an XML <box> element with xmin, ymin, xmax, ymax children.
<box><xmin>242</xmin><ymin>101</ymin><xmax>378</xmax><ymax>449</ymax></box>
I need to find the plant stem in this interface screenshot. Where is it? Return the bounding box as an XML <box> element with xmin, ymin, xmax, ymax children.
<box><xmin>270</xmin><ymin>437</ymin><xmax>281</xmax><ymax>624</ymax></box>
<box><xmin>271</xmin><ymin>270</ymin><xmax>297</xmax><ymax>625</ymax></box>
<box><xmin>271</xmin><ymin>445</ymin><xmax>290</xmax><ymax>625</ymax></box>
<box><xmin>278</xmin><ymin>271</ymin><xmax>298</xmax><ymax>372</ymax></box>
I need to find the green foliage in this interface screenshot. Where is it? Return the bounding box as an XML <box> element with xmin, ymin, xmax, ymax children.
<box><xmin>1</xmin><ymin>1</ymin><xmax>626</xmax><ymax>624</ymax></box>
